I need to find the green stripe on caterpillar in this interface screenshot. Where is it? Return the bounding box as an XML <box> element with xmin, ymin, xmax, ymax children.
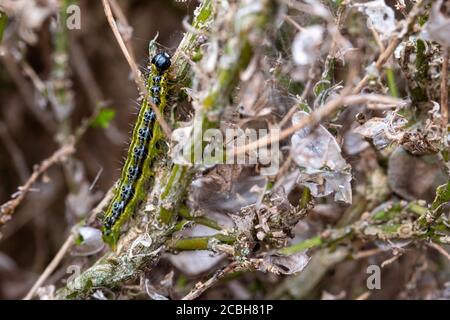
<box><xmin>102</xmin><ymin>52</ymin><xmax>171</xmax><ymax>248</ymax></box>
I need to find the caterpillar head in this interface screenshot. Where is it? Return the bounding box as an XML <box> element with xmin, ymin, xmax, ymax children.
<box><xmin>151</xmin><ymin>52</ymin><xmax>171</xmax><ymax>72</ymax></box>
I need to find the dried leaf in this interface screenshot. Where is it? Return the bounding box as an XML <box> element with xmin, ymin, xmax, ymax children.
<box><xmin>388</xmin><ymin>147</ymin><xmax>447</xmax><ymax>201</ymax></box>
<box><xmin>291</xmin><ymin>111</ymin><xmax>352</xmax><ymax>204</ymax></box>
<box><xmin>166</xmin><ymin>251</ymin><xmax>224</xmax><ymax>276</ymax></box>
<box><xmin>72</xmin><ymin>226</ymin><xmax>104</xmax><ymax>256</ymax></box>
<box><xmin>343</xmin><ymin>131</ymin><xmax>370</xmax><ymax>155</ymax></box>
<box><xmin>292</xmin><ymin>25</ymin><xmax>324</xmax><ymax>66</ymax></box>
<box><xmin>229</xmin><ymin>209</ymin><xmax>256</xmax><ymax>237</ymax></box>
<box><xmin>422</xmin><ymin>0</ymin><xmax>450</xmax><ymax>48</ymax></box>
<box><xmin>354</xmin><ymin>112</ymin><xmax>407</xmax><ymax>150</ymax></box>
<box><xmin>145</xmin><ymin>279</ymin><xmax>169</xmax><ymax>300</ymax></box>
<box><xmin>321</xmin><ymin>290</ymin><xmax>346</xmax><ymax>300</ymax></box>
<box><xmin>259</xmin><ymin>251</ymin><xmax>310</xmax><ymax>275</ymax></box>
<box><xmin>355</xmin><ymin>0</ymin><xmax>396</xmax><ymax>39</ymax></box>
<box><xmin>191</xmin><ymin>167</ymin><xmax>266</xmax><ymax>213</ymax></box>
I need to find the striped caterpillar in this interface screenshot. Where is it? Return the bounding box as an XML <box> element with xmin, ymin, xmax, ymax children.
<box><xmin>102</xmin><ymin>52</ymin><xmax>171</xmax><ymax>248</ymax></box>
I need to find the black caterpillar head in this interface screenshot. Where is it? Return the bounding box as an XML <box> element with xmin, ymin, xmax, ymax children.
<box><xmin>151</xmin><ymin>52</ymin><xmax>171</xmax><ymax>72</ymax></box>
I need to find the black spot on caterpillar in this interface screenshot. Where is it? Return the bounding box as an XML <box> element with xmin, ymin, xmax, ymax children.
<box><xmin>102</xmin><ymin>52</ymin><xmax>171</xmax><ymax>248</ymax></box>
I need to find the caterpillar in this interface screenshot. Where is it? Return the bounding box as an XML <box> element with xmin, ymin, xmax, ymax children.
<box><xmin>102</xmin><ymin>52</ymin><xmax>171</xmax><ymax>248</ymax></box>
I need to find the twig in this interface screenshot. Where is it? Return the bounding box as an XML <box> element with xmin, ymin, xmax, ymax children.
<box><xmin>370</xmin><ymin>26</ymin><xmax>385</xmax><ymax>52</ymax></box>
<box><xmin>109</xmin><ymin>0</ymin><xmax>134</xmax><ymax>46</ymax></box>
<box><xmin>352</xmin><ymin>248</ymin><xmax>384</xmax><ymax>260</ymax></box>
<box><xmin>427</xmin><ymin>242</ymin><xmax>450</xmax><ymax>262</ymax></box>
<box><xmin>381</xmin><ymin>252</ymin><xmax>403</xmax><ymax>268</ymax></box>
<box><xmin>182</xmin><ymin>263</ymin><xmax>238</xmax><ymax>300</ymax></box>
<box><xmin>87</xmin><ymin>186</ymin><xmax>115</xmax><ymax>225</ymax></box>
<box><xmin>101</xmin><ymin>0</ymin><xmax>172</xmax><ymax>138</ymax></box>
<box><xmin>23</xmin><ymin>234</ymin><xmax>75</xmax><ymax>300</ymax></box>
<box><xmin>441</xmin><ymin>48</ymin><xmax>449</xmax><ymax>130</ymax></box>
<box><xmin>234</xmin><ymin>93</ymin><xmax>404</xmax><ymax>156</ymax></box>
<box><xmin>0</xmin><ymin>140</ymin><xmax>75</xmax><ymax>227</ymax></box>
<box><xmin>284</xmin><ymin>15</ymin><xmax>305</xmax><ymax>32</ymax></box>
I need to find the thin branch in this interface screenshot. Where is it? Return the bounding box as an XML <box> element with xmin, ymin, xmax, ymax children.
<box><xmin>441</xmin><ymin>48</ymin><xmax>449</xmax><ymax>130</ymax></box>
<box><xmin>284</xmin><ymin>15</ymin><xmax>305</xmax><ymax>32</ymax></box>
<box><xmin>278</xmin><ymin>73</ymin><xmax>313</xmax><ymax>129</ymax></box>
<box><xmin>369</xmin><ymin>26</ymin><xmax>385</xmax><ymax>52</ymax></box>
<box><xmin>234</xmin><ymin>93</ymin><xmax>404</xmax><ymax>157</ymax></box>
<box><xmin>427</xmin><ymin>242</ymin><xmax>450</xmax><ymax>262</ymax></box>
<box><xmin>0</xmin><ymin>140</ymin><xmax>75</xmax><ymax>227</ymax></box>
<box><xmin>23</xmin><ymin>234</ymin><xmax>75</xmax><ymax>300</ymax></box>
<box><xmin>181</xmin><ymin>262</ymin><xmax>239</xmax><ymax>300</ymax></box>
<box><xmin>352</xmin><ymin>248</ymin><xmax>384</xmax><ymax>260</ymax></box>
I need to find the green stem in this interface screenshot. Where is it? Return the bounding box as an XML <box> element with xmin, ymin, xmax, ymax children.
<box><xmin>168</xmin><ymin>234</ymin><xmax>236</xmax><ymax>251</ymax></box>
<box><xmin>279</xmin><ymin>236</ymin><xmax>322</xmax><ymax>255</ymax></box>
<box><xmin>299</xmin><ymin>187</ymin><xmax>311</xmax><ymax>209</ymax></box>
<box><xmin>178</xmin><ymin>206</ymin><xmax>223</xmax><ymax>230</ymax></box>
<box><xmin>385</xmin><ymin>67</ymin><xmax>399</xmax><ymax>98</ymax></box>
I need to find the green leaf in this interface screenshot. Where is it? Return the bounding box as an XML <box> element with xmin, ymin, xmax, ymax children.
<box><xmin>91</xmin><ymin>108</ymin><xmax>116</xmax><ymax>128</ymax></box>
<box><xmin>385</xmin><ymin>67</ymin><xmax>399</xmax><ymax>98</ymax></box>
<box><xmin>0</xmin><ymin>12</ymin><xmax>8</xmax><ymax>44</ymax></box>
